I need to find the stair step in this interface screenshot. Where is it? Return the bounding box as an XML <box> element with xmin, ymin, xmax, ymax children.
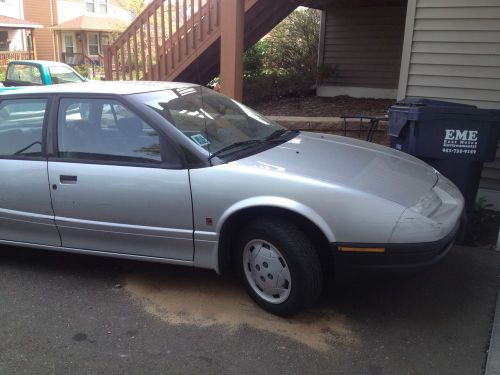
<box><xmin>104</xmin><ymin>0</ymin><xmax>300</xmax><ymax>84</ymax></box>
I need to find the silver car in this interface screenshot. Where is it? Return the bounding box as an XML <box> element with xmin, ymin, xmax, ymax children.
<box><xmin>0</xmin><ymin>82</ymin><xmax>464</xmax><ymax>316</ymax></box>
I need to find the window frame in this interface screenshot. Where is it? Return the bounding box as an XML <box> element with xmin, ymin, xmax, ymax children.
<box><xmin>99</xmin><ymin>0</ymin><xmax>108</xmax><ymax>14</ymax></box>
<box><xmin>62</xmin><ymin>33</ymin><xmax>75</xmax><ymax>54</ymax></box>
<box><xmin>87</xmin><ymin>32</ymin><xmax>99</xmax><ymax>56</ymax></box>
<box><xmin>85</xmin><ymin>0</ymin><xmax>96</xmax><ymax>13</ymax></box>
<box><xmin>0</xmin><ymin>95</ymin><xmax>52</xmax><ymax>161</ymax></box>
<box><xmin>6</xmin><ymin>63</ymin><xmax>44</xmax><ymax>86</ymax></box>
<box><xmin>49</xmin><ymin>94</ymin><xmax>186</xmax><ymax>170</ymax></box>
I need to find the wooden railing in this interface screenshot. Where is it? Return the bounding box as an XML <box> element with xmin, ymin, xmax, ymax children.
<box><xmin>104</xmin><ymin>0</ymin><xmax>221</xmax><ymax>81</ymax></box>
<box><xmin>0</xmin><ymin>51</ymin><xmax>33</xmax><ymax>68</ymax></box>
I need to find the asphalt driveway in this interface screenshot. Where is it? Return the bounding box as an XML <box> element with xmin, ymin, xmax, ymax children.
<box><xmin>0</xmin><ymin>245</ymin><xmax>498</xmax><ymax>374</ymax></box>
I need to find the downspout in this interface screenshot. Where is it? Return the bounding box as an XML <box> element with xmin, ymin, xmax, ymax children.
<box><xmin>18</xmin><ymin>0</ymin><xmax>26</xmax><ymax>50</ymax></box>
<box><xmin>50</xmin><ymin>0</ymin><xmax>57</xmax><ymax>60</ymax></box>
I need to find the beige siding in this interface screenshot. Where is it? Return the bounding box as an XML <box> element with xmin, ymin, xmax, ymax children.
<box><xmin>24</xmin><ymin>0</ymin><xmax>58</xmax><ymax>60</ymax></box>
<box><xmin>321</xmin><ymin>4</ymin><xmax>406</xmax><ymax>89</ymax></box>
<box><xmin>399</xmin><ymin>0</ymin><xmax>500</xmax><ymax>191</ymax></box>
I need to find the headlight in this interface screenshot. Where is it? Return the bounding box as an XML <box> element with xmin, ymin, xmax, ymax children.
<box><xmin>410</xmin><ymin>190</ymin><xmax>442</xmax><ymax>217</ymax></box>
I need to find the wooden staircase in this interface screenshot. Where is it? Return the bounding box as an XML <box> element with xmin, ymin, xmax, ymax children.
<box><xmin>103</xmin><ymin>0</ymin><xmax>300</xmax><ymax>84</ymax></box>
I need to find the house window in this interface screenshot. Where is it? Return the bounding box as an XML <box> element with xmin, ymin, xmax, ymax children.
<box><xmin>63</xmin><ymin>34</ymin><xmax>75</xmax><ymax>54</ymax></box>
<box><xmin>85</xmin><ymin>0</ymin><xmax>95</xmax><ymax>13</ymax></box>
<box><xmin>88</xmin><ymin>33</ymin><xmax>99</xmax><ymax>56</ymax></box>
<box><xmin>0</xmin><ymin>31</ymin><xmax>8</xmax><ymax>52</ymax></box>
<box><xmin>100</xmin><ymin>34</ymin><xmax>110</xmax><ymax>46</ymax></box>
<box><xmin>99</xmin><ymin>0</ymin><xmax>108</xmax><ymax>13</ymax></box>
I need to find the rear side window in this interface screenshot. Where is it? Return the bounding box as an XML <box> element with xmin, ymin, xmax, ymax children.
<box><xmin>0</xmin><ymin>99</ymin><xmax>47</xmax><ymax>157</ymax></box>
<box><xmin>57</xmin><ymin>98</ymin><xmax>165</xmax><ymax>165</ymax></box>
<box><xmin>6</xmin><ymin>64</ymin><xmax>43</xmax><ymax>85</ymax></box>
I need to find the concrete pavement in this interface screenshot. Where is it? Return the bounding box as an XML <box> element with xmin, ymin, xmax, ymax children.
<box><xmin>485</xmin><ymin>280</ymin><xmax>500</xmax><ymax>374</ymax></box>
<box><xmin>0</xmin><ymin>244</ymin><xmax>498</xmax><ymax>374</ymax></box>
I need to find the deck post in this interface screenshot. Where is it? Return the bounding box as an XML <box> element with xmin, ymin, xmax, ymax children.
<box><xmin>103</xmin><ymin>45</ymin><xmax>112</xmax><ymax>80</ymax></box>
<box><xmin>220</xmin><ymin>0</ymin><xmax>244</xmax><ymax>101</ymax></box>
<box><xmin>31</xmin><ymin>30</ymin><xmax>37</xmax><ymax>60</ymax></box>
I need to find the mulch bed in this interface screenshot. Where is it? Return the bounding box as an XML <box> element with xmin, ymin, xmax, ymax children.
<box><xmin>253</xmin><ymin>95</ymin><xmax>395</xmax><ymax>146</ymax></box>
<box><xmin>253</xmin><ymin>95</ymin><xmax>396</xmax><ymax>117</ymax></box>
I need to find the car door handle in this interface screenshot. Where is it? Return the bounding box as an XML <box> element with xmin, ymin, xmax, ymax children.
<box><xmin>60</xmin><ymin>175</ymin><xmax>78</xmax><ymax>184</ymax></box>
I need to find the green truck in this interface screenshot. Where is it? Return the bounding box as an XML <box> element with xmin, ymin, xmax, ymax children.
<box><xmin>0</xmin><ymin>60</ymin><xmax>86</xmax><ymax>91</ymax></box>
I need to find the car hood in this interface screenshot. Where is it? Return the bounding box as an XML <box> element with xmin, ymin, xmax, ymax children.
<box><xmin>0</xmin><ymin>86</ymin><xmax>22</xmax><ymax>92</ymax></box>
<box><xmin>234</xmin><ymin>132</ymin><xmax>438</xmax><ymax>208</ymax></box>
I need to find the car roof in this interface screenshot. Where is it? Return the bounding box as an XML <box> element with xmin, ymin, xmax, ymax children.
<box><xmin>9</xmin><ymin>60</ymin><xmax>71</xmax><ymax>67</ymax></box>
<box><xmin>0</xmin><ymin>81</ymin><xmax>199</xmax><ymax>96</ymax></box>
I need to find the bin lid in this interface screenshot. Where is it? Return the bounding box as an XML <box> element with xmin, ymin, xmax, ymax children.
<box><xmin>394</xmin><ymin>98</ymin><xmax>476</xmax><ymax>109</ymax></box>
<box><xmin>388</xmin><ymin>98</ymin><xmax>500</xmax><ymax>137</ymax></box>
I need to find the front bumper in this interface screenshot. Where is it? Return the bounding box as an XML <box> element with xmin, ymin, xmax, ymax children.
<box><xmin>331</xmin><ymin>215</ymin><xmax>463</xmax><ymax>270</ymax></box>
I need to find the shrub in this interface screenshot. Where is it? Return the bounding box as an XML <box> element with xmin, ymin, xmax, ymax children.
<box><xmin>243</xmin><ymin>8</ymin><xmax>332</xmax><ymax>104</ymax></box>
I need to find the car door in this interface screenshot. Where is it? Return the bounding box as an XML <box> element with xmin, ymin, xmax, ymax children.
<box><xmin>0</xmin><ymin>97</ymin><xmax>60</xmax><ymax>246</ymax></box>
<box><xmin>47</xmin><ymin>97</ymin><xmax>194</xmax><ymax>260</ymax></box>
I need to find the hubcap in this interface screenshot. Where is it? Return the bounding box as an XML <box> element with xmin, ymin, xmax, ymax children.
<box><xmin>242</xmin><ymin>239</ymin><xmax>292</xmax><ymax>304</ymax></box>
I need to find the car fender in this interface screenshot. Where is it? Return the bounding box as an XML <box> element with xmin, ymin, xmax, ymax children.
<box><xmin>216</xmin><ymin>196</ymin><xmax>336</xmax><ymax>242</ymax></box>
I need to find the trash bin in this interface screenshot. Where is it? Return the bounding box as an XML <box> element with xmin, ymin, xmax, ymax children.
<box><xmin>388</xmin><ymin>98</ymin><xmax>500</xmax><ymax>210</ymax></box>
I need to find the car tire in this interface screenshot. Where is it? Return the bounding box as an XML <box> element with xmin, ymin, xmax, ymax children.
<box><xmin>236</xmin><ymin>219</ymin><xmax>323</xmax><ymax>317</ymax></box>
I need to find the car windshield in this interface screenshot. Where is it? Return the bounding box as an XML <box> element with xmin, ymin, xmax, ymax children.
<box><xmin>49</xmin><ymin>66</ymin><xmax>85</xmax><ymax>84</ymax></box>
<box><xmin>141</xmin><ymin>87</ymin><xmax>285</xmax><ymax>156</ymax></box>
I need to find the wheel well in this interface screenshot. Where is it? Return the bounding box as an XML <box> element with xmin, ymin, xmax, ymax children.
<box><xmin>218</xmin><ymin>206</ymin><xmax>334</xmax><ymax>275</ymax></box>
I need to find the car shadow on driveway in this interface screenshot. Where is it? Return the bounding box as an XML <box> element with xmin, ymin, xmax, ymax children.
<box><xmin>1</xmin><ymin>244</ymin><xmax>498</xmax><ymax>373</ymax></box>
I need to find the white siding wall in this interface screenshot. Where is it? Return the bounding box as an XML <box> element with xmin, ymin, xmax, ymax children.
<box><xmin>398</xmin><ymin>0</ymin><xmax>500</xmax><ymax>195</ymax></box>
<box><xmin>57</xmin><ymin>0</ymin><xmax>133</xmax><ymax>24</ymax></box>
<box><xmin>0</xmin><ymin>0</ymin><xmax>26</xmax><ymax>51</ymax></box>
<box><xmin>0</xmin><ymin>0</ymin><xmax>23</xmax><ymax>19</ymax></box>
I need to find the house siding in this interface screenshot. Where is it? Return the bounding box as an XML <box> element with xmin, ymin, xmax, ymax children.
<box><xmin>0</xmin><ymin>1</ymin><xmax>27</xmax><ymax>51</ymax></box>
<box><xmin>320</xmin><ymin>4</ymin><xmax>406</xmax><ymax>90</ymax></box>
<box><xmin>399</xmin><ymin>0</ymin><xmax>500</xmax><ymax>192</ymax></box>
<box><xmin>57</xmin><ymin>0</ymin><xmax>132</xmax><ymax>24</ymax></box>
<box><xmin>23</xmin><ymin>0</ymin><xmax>58</xmax><ymax>60</ymax></box>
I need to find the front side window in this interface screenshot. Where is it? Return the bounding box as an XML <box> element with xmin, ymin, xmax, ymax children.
<box><xmin>142</xmin><ymin>87</ymin><xmax>284</xmax><ymax>156</ymax></box>
<box><xmin>0</xmin><ymin>99</ymin><xmax>47</xmax><ymax>157</ymax></box>
<box><xmin>49</xmin><ymin>66</ymin><xmax>85</xmax><ymax>84</ymax></box>
<box><xmin>6</xmin><ymin>64</ymin><xmax>42</xmax><ymax>85</ymax></box>
<box><xmin>58</xmin><ymin>98</ymin><xmax>163</xmax><ymax>165</ymax></box>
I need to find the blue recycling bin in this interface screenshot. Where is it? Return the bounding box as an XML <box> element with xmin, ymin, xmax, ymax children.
<box><xmin>388</xmin><ymin>98</ymin><xmax>500</xmax><ymax>209</ymax></box>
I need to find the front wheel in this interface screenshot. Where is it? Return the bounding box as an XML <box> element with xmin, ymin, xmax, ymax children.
<box><xmin>236</xmin><ymin>219</ymin><xmax>323</xmax><ymax>317</ymax></box>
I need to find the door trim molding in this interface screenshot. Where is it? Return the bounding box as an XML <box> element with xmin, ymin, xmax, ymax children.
<box><xmin>0</xmin><ymin>238</ymin><xmax>197</xmax><ymax>267</ymax></box>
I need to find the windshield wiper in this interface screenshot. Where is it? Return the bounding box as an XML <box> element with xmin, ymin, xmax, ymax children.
<box><xmin>265</xmin><ymin>129</ymin><xmax>299</xmax><ymax>141</ymax></box>
<box><xmin>208</xmin><ymin>130</ymin><xmax>299</xmax><ymax>161</ymax></box>
<box><xmin>207</xmin><ymin>139</ymin><xmax>262</xmax><ymax>161</ymax></box>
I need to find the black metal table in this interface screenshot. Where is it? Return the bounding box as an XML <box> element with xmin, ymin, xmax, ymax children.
<box><xmin>340</xmin><ymin>115</ymin><xmax>389</xmax><ymax>142</ymax></box>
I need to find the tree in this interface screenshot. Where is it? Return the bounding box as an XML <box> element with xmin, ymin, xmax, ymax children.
<box><xmin>265</xmin><ymin>7</ymin><xmax>321</xmax><ymax>80</ymax></box>
<box><xmin>113</xmin><ymin>0</ymin><xmax>147</xmax><ymax>17</ymax></box>
<box><xmin>243</xmin><ymin>8</ymin><xmax>324</xmax><ymax>103</ymax></box>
